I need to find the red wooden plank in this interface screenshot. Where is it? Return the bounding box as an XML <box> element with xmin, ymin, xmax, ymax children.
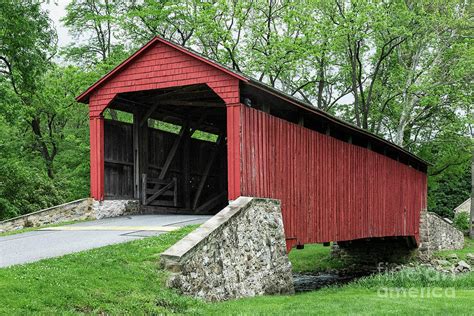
<box><xmin>240</xmin><ymin>106</ymin><xmax>427</xmax><ymax>245</ymax></box>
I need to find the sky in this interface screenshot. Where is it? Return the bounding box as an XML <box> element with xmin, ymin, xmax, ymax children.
<box><xmin>42</xmin><ymin>1</ymin><xmax>72</xmax><ymax>48</ymax></box>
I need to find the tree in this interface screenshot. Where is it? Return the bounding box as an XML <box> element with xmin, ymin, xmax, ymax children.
<box><xmin>0</xmin><ymin>0</ymin><xmax>56</xmax><ymax>94</ymax></box>
<box><xmin>0</xmin><ymin>1</ymin><xmax>60</xmax><ymax>178</ymax></box>
<box><xmin>62</xmin><ymin>0</ymin><xmax>120</xmax><ymax>64</ymax></box>
<box><xmin>120</xmin><ymin>0</ymin><xmax>199</xmax><ymax>47</ymax></box>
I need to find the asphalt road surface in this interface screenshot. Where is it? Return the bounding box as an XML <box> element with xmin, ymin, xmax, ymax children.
<box><xmin>0</xmin><ymin>214</ymin><xmax>211</xmax><ymax>268</ymax></box>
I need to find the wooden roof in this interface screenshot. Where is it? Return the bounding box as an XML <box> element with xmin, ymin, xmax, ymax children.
<box><xmin>77</xmin><ymin>36</ymin><xmax>429</xmax><ymax>167</ymax></box>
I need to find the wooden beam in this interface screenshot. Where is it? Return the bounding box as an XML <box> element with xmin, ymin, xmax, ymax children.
<box><xmin>165</xmin><ymin>101</ymin><xmax>224</xmax><ymax>107</ymax></box>
<box><xmin>145</xmin><ymin>179</ymin><xmax>175</xmax><ymax>205</ymax></box>
<box><xmin>141</xmin><ymin>173</ymin><xmax>147</xmax><ymax>205</ymax></box>
<box><xmin>192</xmin><ymin>135</ymin><xmax>223</xmax><ymax>210</ymax></box>
<box><xmin>140</xmin><ymin>111</ymin><xmax>149</xmax><ymax>185</ymax></box>
<box><xmin>182</xmin><ymin>123</ymin><xmax>191</xmax><ymax>209</ymax></box>
<box><xmin>114</xmin><ymin>98</ymin><xmax>223</xmax><ymax>134</ymax></box>
<box><xmin>140</xmin><ymin>103</ymin><xmax>160</xmax><ymax>127</ymax></box>
<box><xmin>139</xmin><ymin>85</ymin><xmax>202</xmax><ymax>127</ymax></box>
<box><xmin>104</xmin><ymin>159</ymin><xmax>134</xmax><ymax>167</ymax></box>
<box><xmin>146</xmin><ymin>177</ymin><xmax>174</xmax><ymax>185</ymax></box>
<box><xmin>159</xmin><ymin>123</ymin><xmax>188</xmax><ymax>180</ymax></box>
<box><xmin>173</xmin><ymin>177</ymin><xmax>178</xmax><ymax>207</ymax></box>
<box><xmin>133</xmin><ymin>109</ymin><xmax>141</xmax><ymax>199</ymax></box>
<box><xmin>196</xmin><ymin>191</ymin><xmax>227</xmax><ymax>214</ymax></box>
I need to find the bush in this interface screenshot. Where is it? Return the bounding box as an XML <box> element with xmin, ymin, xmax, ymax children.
<box><xmin>0</xmin><ymin>161</ymin><xmax>67</xmax><ymax>221</ymax></box>
<box><xmin>454</xmin><ymin>212</ymin><xmax>470</xmax><ymax>231</ymax></box>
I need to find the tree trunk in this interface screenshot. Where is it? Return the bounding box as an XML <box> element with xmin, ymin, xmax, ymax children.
<box><xmin>31</xmin><ymin>117</ymin><xmax>56</xmax><ymax>179</ymax></box>
<box><xmin>317</xmin><ymin>57</ymin><xmax>325</xmax><ymax>109</ymax></box>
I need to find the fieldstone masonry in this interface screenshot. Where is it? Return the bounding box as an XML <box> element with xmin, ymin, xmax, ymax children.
<box><xmin>332</xmin><ymin>211</ymin><xmax>465</xmax><ymax>264</ymax></box>
<box><xmin>161</xmin><ymin>197</ymin><xmax>294</xmax><ymax>301</ymax></box>
<box><xmin>418</xmin><ymin>211</ymin><xmax>464</xmax><ymax>260</ymax></box>
<box><xmin>0</xmin><ymin>198</ymin><xmax>139</xmax><ymax>233</ymax></box>
<box><xmin>92</xmin><ymin>199</ymin><xmax>139</xmax><ymax>219</ymax></box>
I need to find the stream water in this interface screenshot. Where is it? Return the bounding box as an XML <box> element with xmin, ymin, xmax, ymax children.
<box><xmin>293</xmin><ymin>272</ymin><xmax>370</xmax><ymax>292</ymax></box>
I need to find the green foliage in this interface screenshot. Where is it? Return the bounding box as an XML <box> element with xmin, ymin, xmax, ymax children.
<box><xmin>422</xmin><ymin>130</ymin><xmax>472</xmax><ymax>218</ymax></box>
<box><xmin>0</xmin><ymin>161</ymin><xmax>66</xmax><ymax>219</ymax></box>
<box><xmin>454</xmin><ymin>212</ymin><xmax>471</xmax><ymax>231</ymax></box>
<box><xmin>61</xmin><ymin>0</ymin><xmax>121</xmax><ymax>64</ymax></box>
<box><xmin>0</xmin><ymin>0</ymin><xmax>56</xmax><ymax>94</ymax></box>
<box><xmin>428</xmin><ymin>166</ymin><xmax>471</xmax><ymax>218</ymax></box>
<box><xmin>191</xmin><ymin>130</ymin><xmax>218</xmax><ymax>143</ymax></box>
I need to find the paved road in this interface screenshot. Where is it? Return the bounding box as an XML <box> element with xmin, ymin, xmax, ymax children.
<box><xmin>0</xmin><ymin>214</ymin><xmax>211</xmax><ymax>268</ymax></box>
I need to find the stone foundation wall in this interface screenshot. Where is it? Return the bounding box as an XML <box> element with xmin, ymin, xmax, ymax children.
<box><xmin>161</xmin><ymin>197</ymin><xmax>294</xmax><ymax>301</ymax></box>
<box><xmin>0</xmin><ymin>199</ymin><xmax>94</xmax><ymax>233</ymax></box>
<box><xmin>92</xmin><ymin>199</ymin><xmax>139</xmax><ymax>219</ymax></box>
<box><xmin>0</xmin><ymin>199</ymin><xmax>139</xmax><ymax>233</ymax></box>
<box><xmin>418</xmin><ymin>211</ymin><xmax>464</xmax><ymax>259</ymax></box>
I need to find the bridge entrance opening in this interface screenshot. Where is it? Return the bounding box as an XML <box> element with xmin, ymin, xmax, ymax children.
<box><xmin>102</xmin><ymin>84</ymin><xmax>228</xmax><ymax>214</ymax></box>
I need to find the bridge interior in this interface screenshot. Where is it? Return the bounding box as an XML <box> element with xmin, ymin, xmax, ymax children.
<box><xmin>102</xmin><ymin>84</ymin><xmax>228</xmax><ymax>214</ymax></box>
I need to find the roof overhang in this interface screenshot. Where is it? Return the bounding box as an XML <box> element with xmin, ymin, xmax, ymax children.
<box><xmin>244</xmin><ymin>79</ymin><xmax>431</xmax><ymax>168</ymax></box>
<box><xmin>76</xmin><ymin>36</ymin><xmax>248</xmax><ymax>104</ymax></box>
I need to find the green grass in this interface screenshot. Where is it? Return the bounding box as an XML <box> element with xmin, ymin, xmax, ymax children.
<box><xmin>0</xmin><ymin>219</ymin><xmax>92</xmax><ymax>237</ymax></box>
<box><xmin>354</xmin><ymin>266</ymin><xmax>474</xmax><ymax>289</ymax></box>
<box><xmin>0</xmin><ymin>226</ymin><xmax>203</xmax><ymax>314</ymax></box>
<box><xmin>202</xmin><ymin>288</ymin><xmax>474</xmax><ymax>315</ymax></box>
<box><xmin>288</xmin><ymin>243</ymin><xmax>346</xmax><ymax>273</ymax></box>
<box><xmin>435</xmin><ymin>237</ymin><xmax>474</xmax><ymax>261</ymax></box>
<box><xmin>1</xmin><ymin>228</ymin><xmax>473</xmax><ymax>315</ymax></box>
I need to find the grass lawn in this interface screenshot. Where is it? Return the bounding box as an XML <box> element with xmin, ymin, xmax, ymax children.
<box><xmin>1</xmin><ymin>227</ymin><xmax>473</xmax><ymax>315</ymax></box>
<box><xmin>288</xmin><ymin>243</ymin><xmax>346</xmax><ymax>273</ymax></box>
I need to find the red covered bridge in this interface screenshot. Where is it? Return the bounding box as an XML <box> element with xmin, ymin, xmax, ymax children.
<box><xmin>77</xmin><ymin>36</ymin><xmax>428</xmax><ymax>250</ymax></box>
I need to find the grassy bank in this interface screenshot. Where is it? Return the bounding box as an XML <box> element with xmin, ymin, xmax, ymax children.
<box><xmin>1</xmin><ymin>228</ymin><xmax>473</xmax><ymax>315</ymax></box>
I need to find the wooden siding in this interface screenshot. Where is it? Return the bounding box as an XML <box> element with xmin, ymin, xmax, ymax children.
<box><xmin>88</xmin><ymin>41</ymin><xmax>240</xmax><ymax>117</ymax></box>
<box><xmin>240</xmin><ymin>105</ymin><xmax>427</xmax><ymax>247</ymax></box>
<box><xmin>104</xmin><ymin>120</ymin><xmax>134</xmax><ymax>198</ymax></box>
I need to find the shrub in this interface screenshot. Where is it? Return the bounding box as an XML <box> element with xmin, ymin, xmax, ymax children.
<box><xmin>454</xmin><ymin>212</ymin><xmax>470</xmax><ymax>231</ymax></box>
